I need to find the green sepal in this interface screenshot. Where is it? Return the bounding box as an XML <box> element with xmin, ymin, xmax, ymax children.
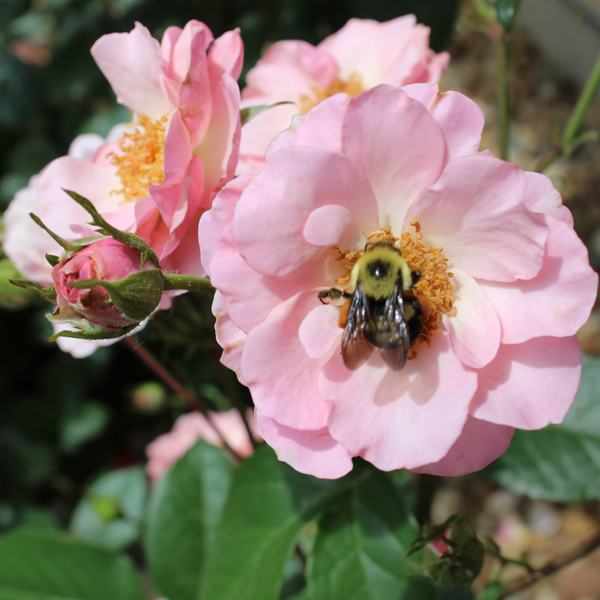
<box><xmin>240</xmin><ymin>101</ymin><xmax>295</xmax><ymax>126</ymax></box>
<box><xmin>163</xmin><ymin>273</ymin><xmax>215</xmax><ymax>295</ymax></box>
<box><xmin>29</xmin><ymin>213</ymin><xmax>81</xmax><ymax>253</ymax></box>
<box><xmin>9</xmin><ymin>278</ymin><xmax>57</xmax><ymax>303</ymax></box>
<box><xmin>45</xmin><ymin>254</ymin><xmax>60</xmax><ymax>267</ymax></box>
<box><xmin>29</xmin><ymin>212</ymin><xmax>109</xmax><ymax>254</ymax></box>
<box><xmin>63</xmin><ymin>189</ymin><xmax>160</xmax><ymax>268</ymax></box>
<box><xmin>67</xmin><ymin>268</ymin><xmax>165</xmax><ymax>321</ymax></box>
<box><xmin>47</xmin><ymin>322</ymin><xmax>139</xmax><ymax>342</ymax></box>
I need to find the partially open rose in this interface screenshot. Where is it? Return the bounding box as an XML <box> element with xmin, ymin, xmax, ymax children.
<box><xmin>51</xmin><ymin>237</ymin><xmax>163</xmax><ymax>332</ymax></box>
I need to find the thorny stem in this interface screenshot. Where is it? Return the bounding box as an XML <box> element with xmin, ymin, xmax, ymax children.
<box><xmin>498</xmin><ymin>30</ymin><xmax>511</xmax><ymax>161</ymax></box>
<box><xmin>123</xmin><ymin>336</ymin><xmax>243</xmax><ymax>462</ymax></box>
<box><xmin>501</xmin><ymin>529</ymin><xmax>600</xmax><ymax>597</ymax></box>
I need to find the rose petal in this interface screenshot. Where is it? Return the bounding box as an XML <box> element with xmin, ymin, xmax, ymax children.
<box><xmin>479</xmin><ymin>216</ymin><xmax>598</xmax><ymax>344</ymax></box>
<box><xmin>303</xmin><ymin>204</ymin><xmax>366</xmax><ymax>250</ymax></box>
<box><xmin>241</xmin><ymin>292</ymin><xmax>333</xmax><ymax>430</ymax></box>
<box><xmin>471</xmin><ymin>336</ymin><xmax>582</xmax><ymax>429</ymax></box>
<box><xmin>444</xmin><ymin>268</ymin><xmax>502</xmax><ymax>368</ymax></box>
<box><xmin>91</xmin><ymin>22</ymin><xmax>170</xmax><ymax>118</ymax></box>
<box><xmin>199</xmin><ymin>174</ymin><xmax>254</xmax><ymax>277</ymax></box>
<box><xmin>321</xmin><ymin>331</ymin><xmax>477</xmax><ymax>471</ymax></box>
<box><xmin>319</xmin><ymin>16</ymin><xmax>417</xmax><ymax>87</ymax></box>
<box><xmin>208</xmin><ymin>28</ymin><xmax>244</xmax><ymax>81</ymax></box>
<box><xmin>405</xmin><ymin>155</ymin><xmax>548</xmax><ymax>282</ymax></box>
<box><xmin>178</xmin><ymin>26</ymin><xmax>213</xmax><ymax>147</ymax></box>
<box><xmin>266</xmin><ymin>93</ymin><xmax>349</xmax><ymax>157</ymax></box>
<box><xmin>234</xmin><ymin>146</ymin><xmax>380</xmax><ymax>287</ymax></box>
<box><xmin>36</xmin><ymin>156</ymin><xmax>122</xmax><ymax>239</ymax></box>
<box><xmin>194</xmin><ymin>72</ymin><xmax>241</xmax><ymax>202</ymax></box>
<box><xmin>413</xmin><ymin>416</ymin><xmax>514</xmax><ymax>476</ymax></box>
<box><xmin>342</xmin><ymin>85</ymin><xmax>446</xmax><ymax>232</ymax></box>
<box><xmin>213</xmin><ymin>291</ymin><xmax>247</xmax><ymax>384</ymax></box>
<box><xmin>298</xmin><ymin>304</ymin><xmax>343</xmax><ymax>360</ymax></box>
<box><xmin>256</xmin><ymin>414</ymin><xmax>353</xmax><ymax>479</ymax></box>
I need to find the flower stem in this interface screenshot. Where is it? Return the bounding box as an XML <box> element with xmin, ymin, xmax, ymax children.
<box><xmin>123</xmin><ymin>336</ymin><xmax>243</xmax><ymax>462</ymax></box>
<box><xmin>501</xmin><ymin>529</ymin><xmax>600</xmax><ymax>597</ymax></box>
<box><xmin>498</xmin><ymin>30</ymin><xmax>511</xmax><ymax>161</ymax></box>
<box><xmin>536</xmin><ymin>49</ymin><xmax>600</xmax><ymax>172</ymax></box>
<box><xmin>562</xmin><ymin>50</ymin><xmax>600</xmax><ymax>151</ymax></box>
<box><xmin>163</xmin><ymin>273</ymin><xmax>215</xmax><ymax>295</ymax></box>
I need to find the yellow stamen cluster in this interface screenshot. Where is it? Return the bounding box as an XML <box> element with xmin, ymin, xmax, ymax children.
<box><xmin>299</xmin><ymin>73</ymin><xmax>365</xmax><ymax>114</ymax></box>
<box><xmin>333</xmin><ymin>220</ymin><xmax>455</xmax><ymax>355</ymax></box>
<box><xmin>108</xmin><ymin>114</ymin><xmax>168</xmax><ymax>203</ymax></box>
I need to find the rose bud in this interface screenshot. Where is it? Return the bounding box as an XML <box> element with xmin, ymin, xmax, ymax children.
<box><xmin>422</xmin><ymin>521</ymin><xmax>485</xmax><ymax>588</ymax></box>
<box><xmin>49</xmin><ymin>237</ymin><xmax>164</xmax><ymax>332</ymax></box>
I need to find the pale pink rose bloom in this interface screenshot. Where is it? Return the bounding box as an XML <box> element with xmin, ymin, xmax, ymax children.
<box><xmin>24</xmin><ymin>20</ymin><xmax>242</xmax><ymax>278</ymax></box>
<box><xmin>238</xmin><ymin>15</ymin><xmax>449</xmax><ymax>173</ymax></box>
<box><xmin>146</xmin><ymin>409</ymin><xmax>259</xmax><ymax>480</ymax></box>
<box><xmin>199</xmin><ymin>83</ymin><xmax>598</xmax><ymax>479</ymax></box>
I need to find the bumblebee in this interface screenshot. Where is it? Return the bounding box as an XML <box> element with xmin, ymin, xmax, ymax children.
<box><xmin>318</xmin><ymin>242</ymin><xmax>422</xmax><ymax>371</ymax></box>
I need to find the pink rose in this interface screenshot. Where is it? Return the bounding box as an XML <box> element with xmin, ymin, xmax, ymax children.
<box><xmin>146</xmin><ymin>409</ymin><xmax>260</xmax><ymax>480</ymax></box>
<box><xmin>238</xmin><ymin>16</ymin><xmax>449</xmax><ymax>173</ymax></box>
<box><xmin>51</xmin><ymin>237</ymin><xmax>162</xmax><ymax>330</ymax></box>
<box><xmin>199</xmin><ymin>84</ymin><xmax>598</xmax><ymax>479</ymax></box>
<box><xmin>21</xmin><ymin>20</ymin><xmax>242</xmax><ymax>278</ymax></box>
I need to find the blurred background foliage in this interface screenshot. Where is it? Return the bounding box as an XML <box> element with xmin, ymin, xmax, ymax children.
<box><xmin>0</xmin><ymin>0</ymin><xmax>460</xmax><ymax>535</ymax></box>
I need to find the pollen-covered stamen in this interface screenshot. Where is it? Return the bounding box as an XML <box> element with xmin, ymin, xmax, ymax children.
<box><xmin>299</xmin><ymin>72</ymin><xmax>365</xmax><ymax>114</ymax></box>
<box><xmin>108</xmin><ymin>114</ymin><xmax>168</xmax><ymax>203</ymax></box>
<box><xmin>332</xmin><ymin>220</ymin><xmax>455</xmax><ymax>354</ymax></box>
<box><xmin>401</xmin><ymin>218</ymin><xmax>455</xmax><ymax>350</ymax></box>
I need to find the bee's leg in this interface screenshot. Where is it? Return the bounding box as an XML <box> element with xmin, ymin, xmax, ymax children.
<box><xmin>411</xmin><ymin>270</ymin><xmax>421</xmax><ymax>285</ymax></box>
<box><xmin>317</xmin><ymin>288</ymin><xmax>350</xmax><ymax>304</ymax></box>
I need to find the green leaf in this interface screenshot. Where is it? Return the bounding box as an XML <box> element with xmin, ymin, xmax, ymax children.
<box><xmin>240</xmin><ymin>102</ymin><xmax>294</xmax><ymax>126</ymax></box>
<box><xmin>146</xmin><ymin>440</ymin><xmax>233</xmax><ymax>600</ymax></box>
<box><xmin>307</xmin><ymin>470</ymin><xmax>435</xmax><ymax>600</ymax></box>
<box><xmin>485</xmin><ymin>354</ymin><xmax>600</xmax><ymax>501</ymax></box>
<box><xmin>70</xmin><ymin>467</ymin><xmax>147</xmax><ymax>550</ymax></box>
<box><xmin>60</xmin><ymin>401</ymin><xmax>110</xmax><ymax>452</ymax></box>
<box><xmin>0</xmin><ymin>528</ymin><xmax>144</xmax><ymax>600</ymax></box>
<box><xmin>200</xmin><ymin>446</ymin><xmax>353</xmax><ymax>600</ymax></box>
<box><xmin>494</xmin><ymin>0</ymin><xmax>522</xmax><ymax>33</ymax></box>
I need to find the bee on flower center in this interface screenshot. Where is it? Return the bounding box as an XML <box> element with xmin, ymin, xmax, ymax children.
<box><xmin>318</xmin><ymin>241</ymin><xmax>422</xmax><ymax>371</ymax></box>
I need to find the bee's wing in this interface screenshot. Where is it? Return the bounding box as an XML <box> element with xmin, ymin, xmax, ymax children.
<box><xmin>341</xmin><ymin>282</ymin><xmax>374</xmax><ymax>370</ymax></box>
<box><xmin>379</xmin><ymin>287</ymin><xmax>410</xmax><ymax>371</ymax></box>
